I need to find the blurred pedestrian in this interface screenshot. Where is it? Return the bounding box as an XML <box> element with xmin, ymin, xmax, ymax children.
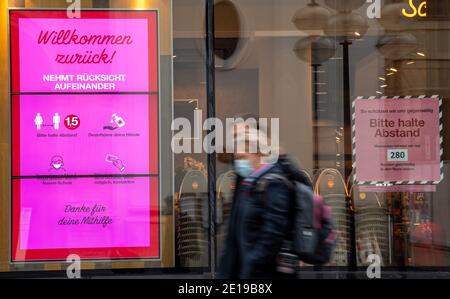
<box><xmin>218</xmin><ymin>120</ymin><xmax>312</xmax><ymax>279</ymax></box>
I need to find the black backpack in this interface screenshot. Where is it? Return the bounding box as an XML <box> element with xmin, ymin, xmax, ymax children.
<box><xmin>255</xmin><ymin>168</ymin><xmax>337</xmax><ymax>266</ymax></box>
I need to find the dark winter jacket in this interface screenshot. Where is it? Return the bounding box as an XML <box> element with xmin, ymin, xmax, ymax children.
<box><xmin>218</xmin><ymin>155</ymin><xmax>312</xmax><ymax>279</ymax></box>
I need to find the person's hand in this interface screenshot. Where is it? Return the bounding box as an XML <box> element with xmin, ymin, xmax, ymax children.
<box><xmin>112</xmin><ymin>159</ymin><xmax>125</xmax><ymax>172</ymax></box>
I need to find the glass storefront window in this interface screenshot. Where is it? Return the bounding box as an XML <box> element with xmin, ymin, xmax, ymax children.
<box><xmin>212</xmin><ymin>0</ymin><xmax>450</xmax><ymax>271</ymax></box>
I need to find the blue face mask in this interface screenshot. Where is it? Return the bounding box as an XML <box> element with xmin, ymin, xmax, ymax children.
<box><xmin>233</xmin><ymin>159</ymin><xmax>254</xmax><ymax>178</ymax></box>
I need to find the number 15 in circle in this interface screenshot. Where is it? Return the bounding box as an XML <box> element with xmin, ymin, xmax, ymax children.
<box><xmin>64</xmin><ymin>115</ymin><xmax>80</xmax><ymax>130</ymax></box>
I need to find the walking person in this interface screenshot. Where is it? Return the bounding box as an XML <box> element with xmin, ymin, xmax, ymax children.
<box><xmin>218</xmin><ymin>121</ymin><xmax>312</xmax><ymax>279</ymax></box>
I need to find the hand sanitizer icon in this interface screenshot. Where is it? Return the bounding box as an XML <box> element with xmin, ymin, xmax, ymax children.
<box><xmin>111</xmin><ymin>113</ymin><xmax>125</xmax><ymax>128</ymax></box>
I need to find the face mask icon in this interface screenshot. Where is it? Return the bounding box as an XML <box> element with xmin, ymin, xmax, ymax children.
<box><xmin>49</xmin><ymin>155</ymin><xmax>66</xmax><ymax>174</ymax></box>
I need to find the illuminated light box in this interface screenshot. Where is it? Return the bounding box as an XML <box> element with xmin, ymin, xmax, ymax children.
<box><xmin>12</xmin><ymin>94</ymin><xmax>158</xmax><ymax>177</ymax></box>
<box><xmin>12</xmin><ymin>177</ymin><xmax>159</xmax><ymax>261</ymax></box>
<box><xmin>10</xmin><ymin>10</ymin><xmax>158</xmax><ymax>93</ymax></box>
<box><xmin>10</xmin><ymin>9</ymin><xmax>160</xmax><ymax>262</ymax></box>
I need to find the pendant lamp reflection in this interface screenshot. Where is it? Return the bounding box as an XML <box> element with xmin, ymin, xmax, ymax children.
<box><xmin>292</xmin><ymin>0</ymin><xmax>331</xmax><ymax>33</ymax></box>
<box><xmin>378</xmin><ymin>2</ymin><xmax>415</xmax><ymax>31</ymax></box>
<box><xmin>324</xmin><ymin>11</ymin><xmax>368</xmax><ymax>39</ymax></box>
<box><xmin>376</xmin><ymin>33</ymin><xmax>419</xmax><ymax>60</ymax></box>
<box><xmin>293</xmin><ymin>36</ymin><xmax>336</xmax><ymax>65</ymax></box>
<box><xmin>324</xmin><ymin>0</ymin><xmax>366</xmax><ymax>11</ymax></box>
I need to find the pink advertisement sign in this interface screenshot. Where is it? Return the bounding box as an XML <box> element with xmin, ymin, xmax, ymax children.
<box><xmin>11</xmin><ymin>10</ymin><xmax>158</xmax><ymax>93</ymax></box>
<box><xmin>353</xmin><ymin>97</ymin><xmax>443</xmax><ymax>186</ymax></box>
<box><xmin>10</xmin><ymin>10</ymin><xmax>160</xmax><ymax>262</ymax></box>
<box><xmin>12</xmin><ymin>177</ymin><xmax>159</xmax><ymax>261</ymax></box>
<box><xmin>14</xmin><ymin>94</ymin><xmax>157</xmax><ymax>177</ymax></box>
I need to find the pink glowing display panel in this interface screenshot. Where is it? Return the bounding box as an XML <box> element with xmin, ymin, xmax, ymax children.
<box><xmin>354</xmin><ymin>97</ymin><xmax>442</xmax><ymax>185</ymax></box>
<box><xmin>12</xmin><ymin>177</ymin><xmax>159</xmax><ymax>261</ymax></box>
<box><xmin>12</xmin><ymin>94</ymin><xmax>158</xmax><ymax>177</ymax></box>
<box><xmin>10</xmin><ymin>10</ymin><xmax>160</xmax><ymax>262</ymax></box>
<box><xmin>10</xmin><ymin>10</ymin><xmax>158</xmax><ymax>93</ymax></box>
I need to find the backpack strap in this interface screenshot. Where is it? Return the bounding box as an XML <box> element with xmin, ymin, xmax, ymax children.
<box><xmin>254</xmin><ymin>173</ymin><xmax>294</xmax><ymax>194</ymax></box>
<box><xmin>254</xmin><ymin>173</ymin><xmax>300</xmax><ymax>271</ymax></box>
<box><xmin>256</xmin><ymin>174</ymin><xmax>316</xmax><ymax>230</ymax></box>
